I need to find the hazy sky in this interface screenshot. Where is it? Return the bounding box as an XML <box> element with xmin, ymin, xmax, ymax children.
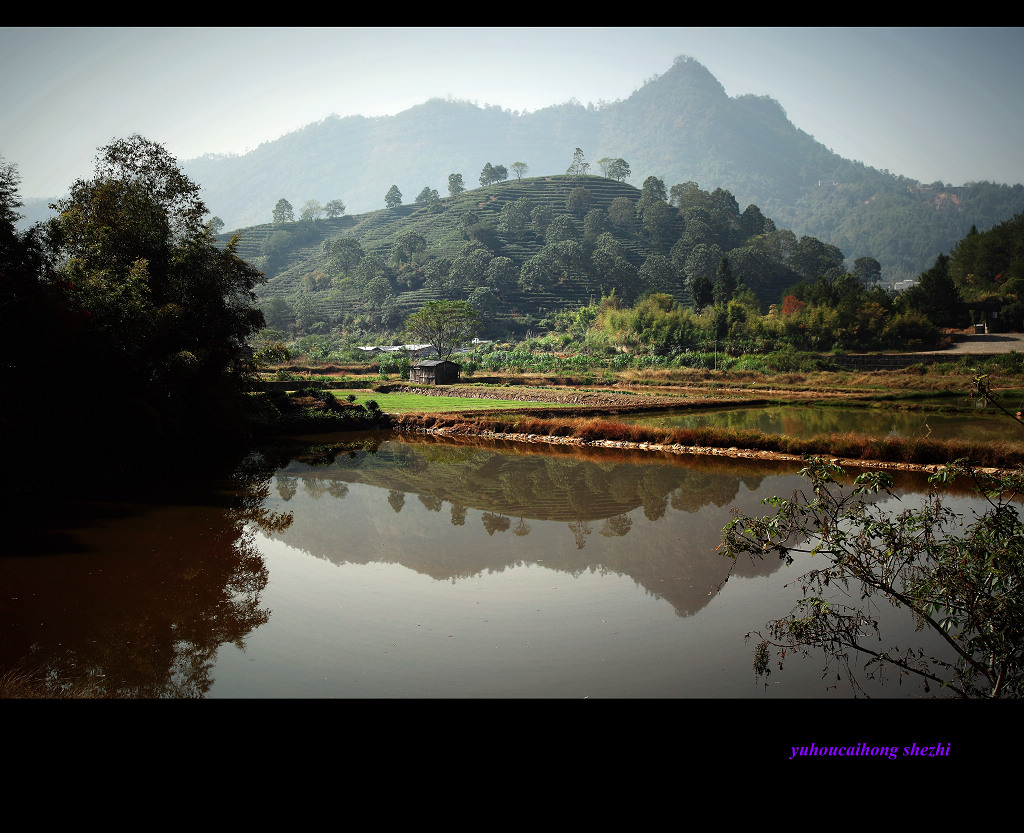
<box><xmin>2</xmin><ymin>27</ymin><xmax>1022</xmax><ymax>198</ymax></box>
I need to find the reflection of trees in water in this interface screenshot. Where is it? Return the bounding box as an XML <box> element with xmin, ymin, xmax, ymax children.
<box><xmin>569</xmin><ymin>520</ymin><xmax>592</xmax><ymax>549</ymax></box>
<box><xmin>631</xmin><ymin>404</ymin><xmax>1013</xmax><ymax>443</ymax></box>
<box><xmin>499</xmin><ymin>468</ymin><xmax>545</xmax><ymax>512</ymax></box>
<box><xmin>2</xmin><ymin>450</ymin><xmax>287</xmax><ymax>698</ymax></box>
<box><xmin>260</xmin><ymin>434</ymin><xmax>797</xmax><ymax>617</ymax></box>
<box><xmin>289</xmin><ymin>472</ymin><xmax>352</xmax><ymax>501</ymax></box>
<box><xmin>388</xmin><ymin>490</ymin><xmax>405</xmax><ymax>513</ymax></box>
<box><xmin>276</xmin><ymin>475</ymin><xmax>298</xmax><ymax>501</ymax></box>
<box><xmin>600</xmin><ymin>514</ymin><xmax>632</xmax><ymax>538</ymax></box>
<box><xmin>419</xmin><ymin>494</ymin><xmax>444</xmax><ymax>512</ymax></box>
<box><xmin>326</xmin><ymin>481</ymin><xmax>349</xmax><ymax>500</ymax></box>
<box><xmin>482</xmin><ymin>512</ymin><xmax>511</xmax><ymax>535</ymax></box>
<box><xmin>269</xmin><ymin>435</ymin><xmax>777</xmax><ymax>535</ymax></box>
<box><xmin>641</xmin><ymin>490</ymin><xmax>668</xmax><ymax>521</ymax></box>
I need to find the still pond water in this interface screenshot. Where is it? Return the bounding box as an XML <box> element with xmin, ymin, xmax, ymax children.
<box><xmin>1</xmin><ymin>430</ymin><xmax>971</xmax><ymax>698</ymax></box>
<box><xmin>618</xmin><ymin>402</ymin><xmax>1012</xmax><ymax>443</ymax></box>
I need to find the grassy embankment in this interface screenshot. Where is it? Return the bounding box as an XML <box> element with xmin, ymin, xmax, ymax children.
<box><xmin>295</xmin><ymin>364</ymin><xmax>1024</xmax><ymax>470</ymax></box>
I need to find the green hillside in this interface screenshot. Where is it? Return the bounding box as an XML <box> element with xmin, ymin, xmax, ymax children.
<box><xmin>221</xmin><ymin>173</ymin><xmax>813</xmax><ymax>343</ymax></box>
<box><xmin>189</xmin><ymin>58</ymin><xmax>1024</xmax><ymax>286</ymax></box>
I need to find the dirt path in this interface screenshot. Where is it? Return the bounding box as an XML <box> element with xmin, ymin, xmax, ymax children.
<box><xmin>924</xmin><ymin>332</ymin><xmax>1024</xmax><ymax>355</ymax></box>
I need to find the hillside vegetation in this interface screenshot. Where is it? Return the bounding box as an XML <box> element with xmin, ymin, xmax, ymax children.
<box><xmin>227</xmin><ymin>172</ymin><xmax>833</xmax><ymax>348</ymax></box>
<box><xmin>188</xmin><ymin>57</ymin><xmax>1024</xmax><ymax>284</ymax></box>
<box><xmin>235</xmin><ymin>167</ymin><xmax>1024</xmax><ymax>374</ymax></box>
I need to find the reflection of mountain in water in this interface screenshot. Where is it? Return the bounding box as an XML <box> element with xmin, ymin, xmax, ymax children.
<box><xmin>253</xmin><ymin>432</ymin><xmax>811</xmax><ymax>618</ymax></box>
<box><xmin>270</xmin><ymin>433</ymin><xmax>778</xmax><ymax>522</ymax></box>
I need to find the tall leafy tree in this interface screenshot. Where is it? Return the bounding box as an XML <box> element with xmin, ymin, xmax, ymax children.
<box><xmin>685</xmin><ymin>243</ymin><xmax>724</xmax><ymax>286</ymax></box>
<box><xmin>324</xmin><ymin>199</ymin><xmax>346</xmax><ymax>218</ymax></box>
<box><xmin>608</xmin><ymin>196</ymin><xmax>636</xmax><ymax>231</ymax></box>
<box><xmin>498</xmin><ymin>198</ymin><xmax>531</xmax><ymax>238</ymax></box>
<box><xmin>1</xmin><ymin>157</ymin><xmax>60</xmax><ymax>440</ymax></box>
<box><xmin>385</xmin><ymin>185</ymin><xmax>403</xmax><ymax>209</ymax></box>
<box><xmin>402</xmin><ymin>300</ymin><xmax>480</xmax><ymax>361</ymax></box>
<box><xmin>300</xmin><ymin>199</ymin><xmax>324</xmax><ymax>222</ymax></box>
<box><xmin>323</xmin><ymin>236</ymin><xmax>364</xmax><ymax>277</ymax></box>
<box><xmin>739</xmin><ymin>203</ymin><xmax>772</xmax><ymax>240</ymax></box>
<box><xmin>640</xmin><ymin>253</ymin><xmax>677</xmax><ymax>294</ymax></box>
<box><xmin>583</xmin><ymin>208</ymin><xmax>609</xmax><ymax>239</ymax></box>
<box><xmin>898</xmin><ymin>253</ymin><xmax>968</xmax><ymax>328</ymax></box>
<box><xmin>273</xmin><ymin>198</ymin><xmax>294</xmax><ymax>224</ymax></box>
<box><xmin>424</xmin><ymin>256</ymin><xmax>453</xmax><ymax>295</ymax></box>
<box><xmin>598</xmin><ymin>157</ymin><xmax>631</xmax><ymax>182</ymax></box>
<box><xmin>669</xmin><ymin>181</ymin><xmax>706</xmax><ymax>212</ymax></box>
<box><xmin>485</xmin><ymin>256</ymin><xmax>517</xmax><ymax>297</ymax></box>
<box><xmin>788</xmin><ymin>235</ymin><xmax>846</xmax><ymax>283</ymax></box>
<box><xmin>415</xmin><ymin>187</ymin><xmax>441</xmax><ymax>208</ymax></box>
<box><xmin>449</xmin><ymin>249</ymin><xmax>490</xmax><ymax>295</ymax></box>
<box><xmin>519</xmin><ymin>248</ymin><xmax>561</xmax><ymax>293</ymax></box>
<box><xmin>260</xmin><ymin>295</ymin><xmax>294</xmax><ymax>332</ymax></box>
<box><xmin>479</xmin><ymin>163</ymin><xmax>508</xmax><ymax>186</ymax></box>
<box><xmin>448</xmin><ymin>173</ymin><xmax>465</xmax><ymax>198</ymax></box>
<box><xmin>531</xmin><ymin>204</ymin><xmax>554</xmax><ymax>235</ymax></box>
<box><xmin>853</xmin><ymin>255</ymin><xmax>882</xmax><ymax>286</ymax></box>
<box><xmin>566</xmin><ymin>148</ymin><xmax>589</xmax><ymax>179</ymax></box>
<box><xmin>641</xmin><ymin>200</ymin><xmax>679</xmax><ymax>248</ymax></box>
<box><xmin>687</xmin><ymin>273</ymin><xmax>713</xmax><ymax>309</ymax></box>
<box><xmin>545</xmin><ymin>215</ymin><xmax>579</xmax><ymax>245</ymax></box>
<box><xmin>636</xmin><ymin>176</ymin><xmax>668</xmax><ymax>217</ymax></box>
<box><xmin>389</xmin><ymin>231</ymin><xmax>427</xmax><ymax>267</ymax></box>
<box><xmin>707</xmin><ymin>188</ymin><xmax>741</xmax><ymax>237</ymax></box>
<box><xmin>713</xmin><ymin>256</ymin><xmax>736</xmax><ymax>305</ymax></box>
<box><xmin>610</xmin><ymin>158</ymin><xmax>631</xmax><ymax>182</ymax></box>
<box><xmin>566</xmin><ymin>187</ymin><xmax>591</xmax><ymax>217</ymax></box>
<box><xmin>45</xmin><ymin>135</ymin><xmax>266</xmax><ymax>455</ymax></box>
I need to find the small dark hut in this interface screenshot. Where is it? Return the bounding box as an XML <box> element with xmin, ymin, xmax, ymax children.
<box><xmin>970</xmin><ymin>299</ymin><xmax>1005</xmax><ymax>333</ymax></box>
<box><xmin>409</xmin><ymin>359</ymin><xmax>461</xmax><ymax>385</ymax></box>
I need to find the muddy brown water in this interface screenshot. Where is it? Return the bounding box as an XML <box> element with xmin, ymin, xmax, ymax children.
<box><xmin>1</xmin><ymin>431</ymin><xmax>974</xmax><ymax>699</ymax></box>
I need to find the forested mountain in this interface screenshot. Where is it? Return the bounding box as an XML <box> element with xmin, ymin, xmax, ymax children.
<box><xmin>185</xmin><ymin>56</ymin><xmax>1024</xmax><ymax>283</ymax></box>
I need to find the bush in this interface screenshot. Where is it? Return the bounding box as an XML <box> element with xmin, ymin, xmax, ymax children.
<box><xmin>721</xmin><ymin>458</ymin><xmax>1024</xmax><ymax>698</ymax></box>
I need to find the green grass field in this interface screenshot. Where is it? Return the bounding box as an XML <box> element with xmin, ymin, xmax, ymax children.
<box><xmin>330</xmin><ymin>389</ymin><xmax>568</xmax><ymax>414</ymax></box>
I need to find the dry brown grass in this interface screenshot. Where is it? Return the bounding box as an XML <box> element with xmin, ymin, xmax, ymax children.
<box><xmin>0</xmin><ymin>663</ymin><xmax>115</xmax><ymax>699</ymax></box>
<box><xmin>390</xmin><ymin>410</ymin><xmax>1024</xmax><ymax>469</ymax></box>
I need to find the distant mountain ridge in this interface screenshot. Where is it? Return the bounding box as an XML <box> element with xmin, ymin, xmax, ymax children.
<box><xmin>20</xmin><ymin>57</ymin><xmax>1024</xmax><ymax>282</ymax></box>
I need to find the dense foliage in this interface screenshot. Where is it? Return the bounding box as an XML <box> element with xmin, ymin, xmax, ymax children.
<box><xmin>402</xmin><ymin>300</ymin><xmax>480</xmax><ymax>361</ymax></box>
<box><xmin>235</xmin><ymin>171</ymin><xmax>835</xmax><ymax>349</ymax></box>
<box><xmin>947</xmin><ymin>212</ymin><xmax>1024</xmax><ymax>329</ymax></box>
<box><xmin>0</xmin><ymin>138</ymin><xmax>267</xmax><ymax>478</ymax></box>
<box><xmin>238</xmin><ymin>159</ymin><xmax>1024</xmax><ymax>367</ymax></box>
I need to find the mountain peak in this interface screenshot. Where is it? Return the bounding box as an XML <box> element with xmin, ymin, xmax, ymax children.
<box><xmin>663</xmin><ymin>56</ymin><xmax>729</xmax><ymax>98</ymax></box>
<box><xmin>622</xmin><ymin>55</ymin><xmax>728</xmax><ymax>112</ymax></box>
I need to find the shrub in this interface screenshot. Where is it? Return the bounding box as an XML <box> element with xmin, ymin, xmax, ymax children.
<box><xmin>721</xmin><ymin>458</ymin><xmax>1024</xmax><ymax>698</ymax></box>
